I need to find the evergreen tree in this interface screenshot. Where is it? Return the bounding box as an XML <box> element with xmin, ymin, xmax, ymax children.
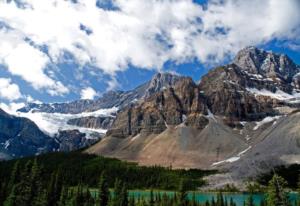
<box><xmin>129</xmin><ymin>196</ymin><xmax>135</xmax><ymax>206</ymax></box>
<box><xmin>245</xmin><ymin>194</ymin><xmax>254</xmax><ymax>206</ymax></box>
<box><xmin>98</xmin><ymin>172</ymin><xmax>109</xmax><ymax>206</ymax></box>
<box><xmin>58</xmin><ymin>186</ymin><xmax>69</xmax><ymax>206</ymax></box>
<box><xmin>4</xmin><ymin>160</ymin><xmax>33</xmax><ymax>206</ymax></box>
<box><xmin>149</xmin><ymin>189</ymin><xmax>155</xmax><ymax>206</ymax></box>
<box><xmin>211</xmin><ymin>197</ymin><xmax>216</xmax><ymax>206</ymax></box>
<box><xmin>31</xmin><ymin>159</ymin><xmax>47</xmax><ymax>206</ymax></box>
<box><xmin>191</xmin><ymin>192</ymin><xmax>197</xmax><ymax>206</ymax></box>
<box><xmin>6</xmin><ymin>161</ymin><xmax>20</xmax><ymax>194</ymax></box>
<box><xmin>112</xmin><ymin>179</ymin><xmax>122</xmax><ymax>206</ymax></box>
<box><xmin>4</xmin><ymin>184</ymin><xmax>18</xmax><ymax>206</ymax></box>
<box><xmin>120</xmin><ymin>183</ymin><xmax>128</xmax><ymax>206</ymax></box>
<box><xmin>229</xmin><ymin>197</ymin><xmax>236</xmax><ymax>206</ymax></box>
<box><xmin>46</xmin><ymin>170</ymin><xmax>63</xmax><ymax>206</ymax></box>
<box><xmin>266</xmin><ymin>174</ymin><xmax>290</xmax><ymax>206</ymax></box>
<box><xmin>216</xmin><ymin>192</ymin><xmax>225</xmax><ymax>206</ymax></box>
<box><xmin>178</xmin><ymin>179</ymin><xmax>188</xmax><ymax>206</ymax></box>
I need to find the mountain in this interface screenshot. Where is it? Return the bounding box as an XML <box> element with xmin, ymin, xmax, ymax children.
<box><xmin>13</xmin><ymin>73</ymin><xmax>187</xmax><ymax>152</ymax></box>
<box><xmin>18</xmin><ymin>72</ymin><xmax>185</xmax><ymax>114</ymax></box>
<box><xmin>2</xmin><ymin>46</ymin><xmax>300</xmax><ymax>187</ymax></box>
<box><xmin>86</xmin><ymin>47</ymin><xmax>300</xmax><ymax>184</ymax></box>
<box><xmin>0</xmin><ymin>108</ymin><xmax>105</xmax><ymax>159</ymax></box>
<box><xmin>0</xmin><ymin>108</ymin><xmax>58</xmax><ymax>159</ymax></box>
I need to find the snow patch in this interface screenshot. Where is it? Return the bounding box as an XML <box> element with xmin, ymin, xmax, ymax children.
<box><xmin>246</xmin><ymin>87</ymin><xmax>300</xmax><ymax>102</ymax></box>
<box><xmin>206</xmin><ymin>109</ymin><xmax>216</xmax><ymax>122</ymax></box>
<box><xmin>253</xmin><ymin>116</ymin><xmax>281</xmax><ymax>130</ymax></box>
<box><xmin>212</xmin><ymin>146</ymin><xmax>252</xmax><ymax>166</ymax></box>
<box><xmin>4</xmin><ymin>140</ymin><xmax>10</xmax><ymax>149</ymax></box>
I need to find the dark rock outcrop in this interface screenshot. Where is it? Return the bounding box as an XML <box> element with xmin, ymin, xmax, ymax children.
<box><xmin>55</xmin><ymin>130</ymin><xmax>99</xmax><ymax>151</ymax></box>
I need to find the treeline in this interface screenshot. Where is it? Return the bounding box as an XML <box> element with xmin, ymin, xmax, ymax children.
<box><xmin>0</xmin><ymin>152</ymin><xmax>214</xmax><ymax>190</ymax></box>
<box><xmin>0</xmin><ymin>158</ymin><xmax>299</xmax><ymax>206</ymax></box>
<box><xmin>258</xmin><ymin>164</ymin><xmax>300</xmax><ymax>189</ymax></box>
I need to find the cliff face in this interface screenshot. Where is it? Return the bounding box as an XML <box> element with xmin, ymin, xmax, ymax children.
<box><xmin>67</xmin><ymin>116</ymin><xmax>114</xmax><ymax>129</ymax></box>
<box><xmin>106</xmin><ymin>77</ymin><xmax>208</xmax><ymax>138</ymax></box>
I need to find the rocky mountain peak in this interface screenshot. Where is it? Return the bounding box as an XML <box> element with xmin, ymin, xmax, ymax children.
<box><xmin>234</xmin><ymin>46</ymin><xmax>299</xmax><ymax>82</ymax></box>
<box><xmin>144</xmin><ymin>72</ymin><xmax>183</xmax><ymax>98</ymax></box>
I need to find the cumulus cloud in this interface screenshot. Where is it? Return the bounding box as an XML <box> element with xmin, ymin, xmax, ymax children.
<box><xmin>0</xmin><ymin>28</ymin><xmax>69</xmax><ymax>95</ymax></box>
<box><xmin>0</xmin><ymin>78</ymin><xmax>22</xmax><ymax>101</ymax></box>
<box><xmin>80</xmin><ymin>87</ymin><xmax>97</xmax><ymax>100</ymax></box>
<box><xmin>0</xmin><ymin>0</ymin><xmax>299</xmax><ymax>92</ymax></box>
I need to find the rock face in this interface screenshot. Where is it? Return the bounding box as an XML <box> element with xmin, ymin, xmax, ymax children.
<box><xmin>67</xmin><ymin>116</ymin><xmax>114</xmax><ymax>129</ymax></box>
<box><xmin>234</xmin><ymin>46</ymin><xmax>300</xmax><ymax>92</ymax></box>
<box><xmin>55</xmin><ymin>130</ymin><xmax>98</xmax><ymax>151</ymax></box>
<box><xmin>0</xmin><ymin>109</ymin><xmax>58</xmax><ymax>159</ymax></box>
<box><xmin>106</xmin><ymin>77</ymin><xmax>208</xmax><ymax>138</ymax></box>
<box><xmin>86</xmin><ymin>47</ymin><xmax>300</xmax><ymax>173</ymax></box>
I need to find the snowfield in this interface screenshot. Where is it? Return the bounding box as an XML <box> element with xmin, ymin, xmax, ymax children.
<box><xmin>14</xmin><ymin>107</ymin><xmax>118</xmax><ymax>138</ymax></box>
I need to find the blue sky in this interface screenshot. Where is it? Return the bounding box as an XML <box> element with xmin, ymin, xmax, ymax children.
<box><xmin>0</xmin><ymin>0</ymin><xmax>299</xmax><ymax>109</ymax></box>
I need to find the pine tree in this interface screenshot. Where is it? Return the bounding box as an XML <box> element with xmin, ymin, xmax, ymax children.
<box><xmin>216</xmin><ymin>192</ymin><xmax>225</xmax><ymax>206</ymax></box>
<box><xmin>4</xmin><ymin>160</ymin><xmax>33</xmax><ymax>206</ymax></box>
<box><xmin>229</xmin><ymin>197</ymin><xmax>236</xmax><ymax>206</ymax></box>
<box><xmin>149</xmin><ymin>189</ymin><xmax>155</xmax><ymax>206</ymax></box>
<box><xmin>191</xmin><ymin>192</ymin><xmax>197</xmax><ymax>206</ymax></box>
<box><xmin>120</xmin><ymin>183</ymin><xmax>128</xmax><ymax>206</ymax></box>
<box><xmin>211</xmin><ymin>197</ymin><xmax>216</xmax><ymax>206</ymax></box>
<box><xmin>4</xmin><ymin>184</ymin><xmax>18</xmax><ymax>206</ymax></box>
<box><xmin>98</xmin><ymin>172</ymin><xmax>109</xmax><ymax>206</ymax></box>
<box><xmin>112</xmin><ymin>179</ymin><xmax>122</xmax><ymax>206</ymax></box>
<box><xmin>58</xmin><ymin>186</ymin><xmax>69</xmax><ymax>206</ymax></box>
<box><xmin>129</xmin><ymin>196</ymin><xmax>135</xmax><ymax>206</ymax></box>
<box><xmin>6</xmin><ymin>161</ymin><xmax>20</xmax><ymax>194</ymax></box>
<box><xmin>31</xmin><ymin>159</ymin><xmax>47</xmax><ymax>206</ymax></box>
<box><xmin>245</xmin><ymin>194</ymin><xmax>254</xmax><ymax>206</ymax></box>
<box><xmin>266</xmin><ymin>174</ymin><xmax>290</xmax><ymax>206</ymax></box>
<box><xmin>178</xmin><ymin>179</ymin><xmax>188</xmax><ymax>206</ymax></box>
<box><xmin>46</xmin><ymin>170</ymin><xmax>63</xmax><ymax>206</ymax></box>
<box><xmin>298</xmin><ymin>176</ymin><xmax>300</xmax><ymax>206</ymax></box>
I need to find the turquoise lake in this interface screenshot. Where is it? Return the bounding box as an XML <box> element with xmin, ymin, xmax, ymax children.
<box><xmin>89</xmin><ymin>189</ymin><xmax>298</xmax><ymax>206</ymax></box>
<box><xmin>128</xmin><ymin>191</ymin><xmax>298</xmax><ymax>206</ymax></box>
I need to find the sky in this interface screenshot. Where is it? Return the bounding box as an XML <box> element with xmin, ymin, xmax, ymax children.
<box><xmin>0</xmin><ymin>0</ymin><xmax>299</xmax><ymax>110</ymax></box>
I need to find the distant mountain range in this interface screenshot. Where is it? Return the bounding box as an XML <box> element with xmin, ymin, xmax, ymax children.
<box><xmin>1</xmin><ymin>46</ymin><xmax>300</xmax><ymax>187</ymax></box>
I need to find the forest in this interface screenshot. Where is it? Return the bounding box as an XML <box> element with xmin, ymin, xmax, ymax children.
<box><xmin>0</xmin><ymin>152</ymin><xmax>299</xmax><ymax>206</ymax></box>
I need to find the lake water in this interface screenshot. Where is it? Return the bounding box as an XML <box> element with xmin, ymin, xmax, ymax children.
<box><xmin>128</xmin><ymin>190</ymin><xmax>298</xmax><ymax>206</ymax></box>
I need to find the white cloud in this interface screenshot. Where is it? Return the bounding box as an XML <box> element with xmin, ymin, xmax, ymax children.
<box><xmin>0</xmin><ymin>78</ymin><xmax>22</xmax><ymax>101</ymax></box>
<box><xmin>0</xmin><ymin>0</ymin><xmax>299</xmax><ymax>93</ymax></box>
<box><xmin>80</xmin><ymin>87</ymin><xmax>97</xmax><ymax>100</ymax></box>
<box><xmin>0</xmin><ymin>28</ymin><xmax>69</xmax><ymax>96</ymax></box>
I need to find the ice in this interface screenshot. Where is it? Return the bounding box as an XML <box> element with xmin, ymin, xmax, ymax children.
<box><xmin>15</xmin><ymin>107</ymin><xmax>118</xmax><ymax>137</ymax></box>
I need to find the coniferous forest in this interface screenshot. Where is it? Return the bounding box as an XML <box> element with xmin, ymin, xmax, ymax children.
<box><xmin>0</xmin><ymin>152</ymin><xmax>299</xmax><ymax>206</ymax></box>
